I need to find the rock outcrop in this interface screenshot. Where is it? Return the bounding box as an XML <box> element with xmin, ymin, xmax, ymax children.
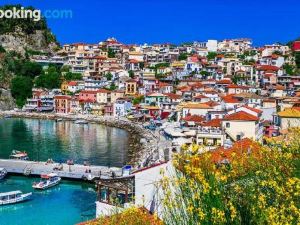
<box><xmin>0</xmin><ymin>89</ymin><xmax>15</xmax><ymax>110</ymax></box>
<box><xmin>0</xmin><ymin>29</ymin><xmax>58</xmax><ymax>55</ymax></box>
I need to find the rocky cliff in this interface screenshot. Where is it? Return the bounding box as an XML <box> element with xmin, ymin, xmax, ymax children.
<box><xmin>0</xmin><ymin>5</ymin><xmax>60</xmax><ymax>110</ymax></box>
<box><xmin>0</xmin><ymin>88</ymin><xmax>15</xmax><ymax>110</ymax></box>
<box><xmin>0</xmin><ymin>29</ymin><xmax>58</xmax><ymax>55</ymax></box>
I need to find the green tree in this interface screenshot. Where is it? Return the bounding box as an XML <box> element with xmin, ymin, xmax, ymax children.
<box><xmin>64</xmin><ymin>72</ymin><xmax>82</xmax><ymax>81</ymax></box>
<box><xmin>155</xmin><ymin>63</ymin><xmax>170</xmax><ymax>69</ymax></box>
<box><xmin>0</xmin><ymin>45</ymin><xmax>5</xmax><ymax>53</ymax></box>
<box><xmin>139</xmin><ymin>62</ymin><xmax>145</xmax><ymax>69</ymax></box>
<box><xmin>19</xmin><ymin>61</ymin><xmax>43</xmax><ymax>78</ymax></box>
<box><xmin>128</xmin><ymin>70</ymin><xmax>135</xmax><ymax>79</ymax></box>
<box><xmin>132</xmin><ymin>96</ymin><xmax>144</xmax><ymax>105</ymax></box>
<box><xmin>283</xmin><ymin>64</ymin><xmax>295</xmax><ymax>75</ymax></box>
<box><xmin>232</xmin><ymin>75</ymin><xmax>240</xmax><ymax>84</ymax></box>
<box><xmin>109</xmin><ymin>82</ymin><xmax>117</xmax><ymax>91</ymax></box>
<box><xmin>60</xmin><ymin>65</ymin><xmax>70</xmax><ymax>73</ymax></box>
<box><xmin>200</xmin><ymin>71</ymin><xmax>209</xmax><ymax>78</ymax></box>
<box><xmin>108</xmin><ymin>48</ymin><xmax>116</xmax><ymax>58</ymax></box>
<box><xmin>295</xmin><ymin>52</ymin><xmax>300</xmax><ymax>69</ymax></box>
<box><xmin>207</xmin><ymin>52</ymin><xmax>218</xmax><ymax>60</ymax></box>
<box><xmin>178</xmin><ymin>53</ymin><xmax>188</xmax><ymax>61</ymax></box>
<box><xmin>35</xmin><ymin>66</ymin><xmax>61</xmax><ymax>89</ymax></box>
<box><xmin>10</xmin><ymin>76</ymin><xmax>33</xmax><ymax>107</ymax></box>
<box><xmin>105</xmin><ymin>72</ymin><xmax>113</xmax><ymax>81</ymax></box>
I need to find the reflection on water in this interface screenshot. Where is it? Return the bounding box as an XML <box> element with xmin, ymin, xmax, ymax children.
<box><xmin>0</xmin><ymin>118</ymin><xmax>129</xmax><ymax>167</ymax></box>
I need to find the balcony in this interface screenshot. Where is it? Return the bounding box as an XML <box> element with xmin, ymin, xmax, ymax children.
<box><xmin>198</xmin><ymin>128</ymin><xmax>224</xmax><ymax>135</ymax></box>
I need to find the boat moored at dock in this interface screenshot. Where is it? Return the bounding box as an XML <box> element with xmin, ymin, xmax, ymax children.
<box><xmin>0</xmin><ymin>191</ymin><xmax>32</xmax><ymax>205</ymax></box>
<box><xmin>74</xmin><ymin>119</ymin><xmax>88</xmax><ymax>124</ymax></box>
<box><xmin>9</xmin><ymin>150</ymin><xmax>29</xmax><ymax>161</ymax></box>
<box><xmin>32</xmin><ymin>173</ymin><xmax>61</xmax><ymax>190</ymax></box>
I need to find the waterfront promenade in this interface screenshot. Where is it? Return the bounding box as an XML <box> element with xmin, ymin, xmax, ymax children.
<box><xmin>0</xmin><ymin>159</ymin><xmax>122</xmax><ymax>180</ymax></box>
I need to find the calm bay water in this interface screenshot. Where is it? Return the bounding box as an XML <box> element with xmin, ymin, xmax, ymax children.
<box><xmin>0</xmin><ymin>118</ymin><xmax>130</xmax><ymax>167</ymax></box>
<box><xmin>0</xmin><ymin>118</ymin><xmax>130</xmax><ymax>225</ymax></box>
<box><xmin>0</xmin><ymin>175</ymin><xmax>96</xmax><ymax>225</ymax></box>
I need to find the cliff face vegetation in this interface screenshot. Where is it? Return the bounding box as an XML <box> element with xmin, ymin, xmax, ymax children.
<box><xmin>0</xmin><ymin>4</ymin><xmax>59</xmax><ymax>55</ymax></box>
<box><xmin>0</xmin><ymin>4</ymin><xmax>60</xmax><ymax>109</ymax></box>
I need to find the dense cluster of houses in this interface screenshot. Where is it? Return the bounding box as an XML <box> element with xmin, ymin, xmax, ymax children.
<box><xmin>24</xmin><ymin>38</ymin><xmax>300</xmax><ymax>150</ymax></box>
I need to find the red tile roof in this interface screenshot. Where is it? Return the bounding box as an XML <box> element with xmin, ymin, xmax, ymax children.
<box><xmin>80</xmin><ymin>90</ymin><xmax>99</xmax><ymax>94</ymax></box>
<box><xmin>222</xmin><ymin>95</ymin><xmax>240</xmax><ymax>103</ymax></box>
<box><xmin>68</xmin><ymin>81</ymin><xmax>78</xmax><ymax>86</ymax></box>
<box><xmin>292</xmin><ymin>41</ymin><xmax>300</xmax><ymax>51</ymax></box>
<box><xmin>224</xmin><ymin>111</ymin><xmax>259</xmax><ymax>121</ymax></box>
<box><xmin>194</xmin><ymin>94</ymin><xmax>207</xmax><ymax>99</ymax></box>
<box><xmin>227</xmin><ymin>84</ymin><xmax>249</xmax><ymax>89</ymax></box>
<box><xmin>54</xmin><ymin>95</ymin><xmax>71</xmax><ymax>100</ymax></box>
<box><xmin>217</xmin><ymin>79</ymin><xmax>232</xmax><ymax>85</ymax></box>
<box><xmin>242</xmin><ymin>106</ymin><xmax>263</xmax><ymax>114</ymax></box>
<box><xmin>275</xmin><ymin>84</ymin><xmax>285</xmax><ymax>90</ymax></box>
<box><xmin>182</xmin><ymin>115</ymin><xmax>205</xmax><ymax>123</ymax></box>
<box><xmin>210</xmin><ymin>138</ymin><xmax>261</xmax><ymax>163</ymax></box>
<box><xmin>98</xmin><ymin>89</ymin><xmax>111</xmax><ymax>93</ymax></box>
<box><xmin>159</xmin><ymin>82</ymin><xmax>172</xmax><ymax>88</ymax></box>
<box><xmin>164</xmin><ymin>93</ymin><xmax>181</xmax><ymax>99</ymax></box>
<box><xmin>257</xmin><ymin>65</ymin><xmax>280</xmax><ymax>71</ymax></box>
<box><xmin>202</xmin><ymin>118</ymin><xmax>222</xmax><ymax>127</ymax></box>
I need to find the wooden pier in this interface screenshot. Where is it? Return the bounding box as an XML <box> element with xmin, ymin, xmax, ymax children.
<box><xmin>0</xmin><ymin>159</ymin><xmax>122</xmax><ymax>180</ymax></box>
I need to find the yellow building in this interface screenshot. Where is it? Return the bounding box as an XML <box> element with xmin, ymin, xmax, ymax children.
<box><xmin>125</xmin><ymin>79</ymin><xmax>138</xmax><ymax>96</ymax></box>
<box><xmin>277</xmin><ymin>108</ymin><xmax>300</xmax><ymax>130</ymax></box>
<box><xmin>61</xmin><ymin>81</ymin><xmax>69</xmax><ymax>94</ymax></box>
<box><xmin>111</xmin><ymin>90</ymin><xmax>125</xmax><ymax>103</ymax></box>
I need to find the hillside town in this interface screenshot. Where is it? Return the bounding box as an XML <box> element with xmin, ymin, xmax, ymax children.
<box><xmin>22</xmin><ymin>38</ymin><xmax>300</xmax><ymax>151</ymax></box>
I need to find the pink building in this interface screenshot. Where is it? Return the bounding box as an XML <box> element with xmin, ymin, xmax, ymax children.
<box><xmin>54</xmin><ymin>95</ymin><xmax>71</xmax><ymax>114</ymax></box>
<box><xmin>79</xmin><ymin>90</ymin><xmax>98</xmax><ymax>103</ymax></box>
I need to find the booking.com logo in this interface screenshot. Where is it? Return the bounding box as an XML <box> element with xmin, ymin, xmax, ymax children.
<box><xmin>0</xmin><ymin>7</ymin><xmax>73</xmax><ymax>21</ymax></box>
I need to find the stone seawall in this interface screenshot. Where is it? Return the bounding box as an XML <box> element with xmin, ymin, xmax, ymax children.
<box><xmin>0</xmin><ymin>111</ymin><xmax>160</xmax><ymax>168</ymax></box>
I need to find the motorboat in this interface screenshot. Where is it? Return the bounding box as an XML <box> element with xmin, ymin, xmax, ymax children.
<box><xmin>74</xmin><ymin>119</ymin><xmax>88</xmax><ymax>124</ymax></box>
<box><xmin>32</xmin><ymin>173</ymin><xmax>61</xmax><ymax>190</ymax></box>
<box><xmin>9</xmin><ymin>150</ymin><xmax>29</xmax><ymax>161</ymax></box>
<box><xmin>0</xmin><ymin>191</ymin><xmax>32</xmax><ymax>205</ymax></box>
<box><xmin>0</xmin><ymin>168</ymin><xmax>7</xmax><ymax>180</ymax></box>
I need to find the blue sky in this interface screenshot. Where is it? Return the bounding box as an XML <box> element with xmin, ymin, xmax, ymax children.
<box><xmin>1</xmin><ymin>0</ymin><xmax>300</xmax><ymax>46</ymax></box>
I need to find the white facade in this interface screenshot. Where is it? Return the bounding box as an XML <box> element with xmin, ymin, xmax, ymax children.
<box><xmin>222</xmin><ymin>120</ymin><xmax>263</xmax><ymax>142</ymax></box>
<box><xmin>206</xmin><ymin>40</ymin><xmax>218</xmax><ymax>52</ymax></box>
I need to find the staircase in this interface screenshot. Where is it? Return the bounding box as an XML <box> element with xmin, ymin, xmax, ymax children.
<box><xmin>224</xmin><ymin>129</ymin><xmax>237</xmax><ymax>141</ymax></box>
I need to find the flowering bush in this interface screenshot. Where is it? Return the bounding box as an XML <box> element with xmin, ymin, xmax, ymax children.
<box><xmin>161</xmin><ymin>128</ymin><xmax>300</xmax><ymax>225</ymax></box>
<box><xmin>89</xmin><ymin>207</ymin><xmax>162</xmax><ymax>225</ymax></box>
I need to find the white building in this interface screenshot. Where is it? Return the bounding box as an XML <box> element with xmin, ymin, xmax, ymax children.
<box><xmin>206</xmin><ymin>40</ymin><xmax>218</xmax><ymax>52</ymax></box>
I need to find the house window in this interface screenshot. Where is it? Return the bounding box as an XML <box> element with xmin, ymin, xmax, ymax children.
<box><xmin>236</xmin><ymin>135</ymin><xmax>241</xmax><ymax>141</ymax></box>
<box><xmin>226</xmin><ymin>122</ymin><xmax>230</xmax><ymax>128</ymax></box>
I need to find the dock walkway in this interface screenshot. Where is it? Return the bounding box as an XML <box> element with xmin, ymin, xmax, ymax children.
<box><xmin>0</xmin><ymin>159</ymin><xmax>122</xmax><ymax>180</ymax></box>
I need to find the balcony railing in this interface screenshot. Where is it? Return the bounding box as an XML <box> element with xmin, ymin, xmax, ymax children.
<box><xmin>197</xmin><ymin>128</ymin><xmax>224</xmax><ymax>135</ymax></box>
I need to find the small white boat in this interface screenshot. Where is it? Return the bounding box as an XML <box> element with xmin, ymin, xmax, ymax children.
<box><xmin>0</xmin><ymin>168</ymin><xmax>7</xmax><ymax>180</ymax></box>
<box><xmin>56</xmin><ymin>118</ymin><xmax>63</xmax><ymax>122</ymax></box>
<box><xmin>9</xmin><ymin>150</ymin><xmax>29</xmax><ymax>161</ymax></box>
<box><xmin>74</xmin><ymin>119</ymin><xmax>88</xmax><ymax>124</ymax></box>
<box><xmin>32</xmin><ymin>173</ymin><xmax>61</xmax><ymax>190</ymax></box>
<box><xmin>0</xmin><ymin>191</ymin><xmax>32</xmax><ymax>205</ymax></box>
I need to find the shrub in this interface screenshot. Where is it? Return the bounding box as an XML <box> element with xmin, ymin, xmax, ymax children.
<box><xmin>160</xmin><ymin>129</ymin><xmax>300</xmax><ymax>225</ymax></box>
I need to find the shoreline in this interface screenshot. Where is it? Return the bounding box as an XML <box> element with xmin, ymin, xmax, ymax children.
<box><xmin>0</xmin><ymin>111</ymin><xmax>161</xmax><ymax>169</ymax></box>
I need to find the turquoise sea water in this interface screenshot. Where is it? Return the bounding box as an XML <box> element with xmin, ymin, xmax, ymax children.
<box><xmin>0</xmin><ymin>175</ymin><xmax>96</xmax><ymax>225</ymax></box>
<box><xmin>0</xmin><ymin>118</ymin><xmax>129</xmax><ymax>167</ymax></box>
<box><xmin>0</xmin><ymin>118</ymin><xmax>130</xmax><ymax>224</ymax></box>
